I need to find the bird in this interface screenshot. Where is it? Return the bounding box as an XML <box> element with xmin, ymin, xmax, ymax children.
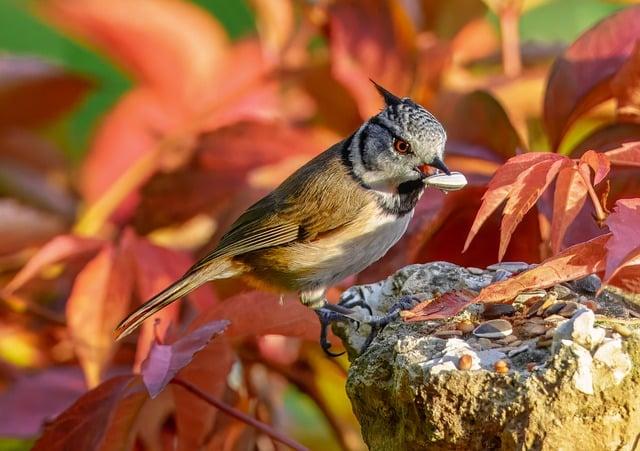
<box><xmin>115</xmin><ymin>81</ymin><xmax>450</xmax><ymax>355</ymax></box>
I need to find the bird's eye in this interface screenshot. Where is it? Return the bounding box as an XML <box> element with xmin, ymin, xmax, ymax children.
<box><xmin>393</xmin><ymin>138</ymin><xmax>411</xmax><ymax>154</ymax></box>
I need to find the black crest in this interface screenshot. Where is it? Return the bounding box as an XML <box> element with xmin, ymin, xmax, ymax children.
<box><xmin>370</xmin><ymin>79</ymin><xmax>402</xmax><ymax>107</ymax></box>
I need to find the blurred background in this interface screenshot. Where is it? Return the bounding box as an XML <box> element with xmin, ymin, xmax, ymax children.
<box><xmin>0</xmin><ymin>0</ymin><xmax>639</xmax><ymax>450</ymax></box>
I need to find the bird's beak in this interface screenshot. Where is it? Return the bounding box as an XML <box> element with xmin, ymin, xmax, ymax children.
<box><xmin>417</xmin><ymin>157</ymin><xmax>451</xmax><ymax>177</ymax></box>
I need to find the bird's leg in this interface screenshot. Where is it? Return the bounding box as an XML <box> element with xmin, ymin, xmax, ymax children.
<box><xmin>338</xmin><ymin>291</ymin><xmax>373</xmax><ymax>315</ymax></box>
<box><xmin>302</xmin><ymin>290</ymin><xmax>417</xmax><ymax>356</ymax></box>
<box><xmin>358</xmin><ymin>296</ymin><xmax>418</xmax><ymax>351</ymax></box>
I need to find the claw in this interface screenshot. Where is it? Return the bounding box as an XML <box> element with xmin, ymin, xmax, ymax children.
<box><xmin>338</xmin><ymin>297</ymin><xmax>373</xmax><ymax>315</ymax></box>
<box><xmin>316</xmin><ymin>309</ymin><xmax>346</xmax><ymax>357</ymax></box>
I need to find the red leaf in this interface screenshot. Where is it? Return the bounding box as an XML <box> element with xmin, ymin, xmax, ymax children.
<box><xmin>405</xmin><ymin>291</ymin><xmax>474</xmax><ymax>322</ymax></box>
<box><xmin>605</xmin><ymin>246</ymin><xmax>640</xmax><ymax>294</ymax></box>
<box><xmin>173</xmin><ymin>339</ymin><xmax>234</xmax><ymax>450</ymax></box>
<box><xmin>464</xmin><ymin>153</ymin><xmax>564</xmax><ymax>252</ymax></box>
<box><xmin>543</xmin><ymin>6</ymin><xmax>640</xmax><ymax>149</ymax></box>
<box><xmin>550</xmin><ymin>166</ymin><xmax>589</xmax><ymax>254</ymax></box>
<box><xmin>446</xmin><ymin>90</ymin><xmax>523</xmax><ymax>162</ymax></box>
<box><xmin>66</xmin><ymin>244</ymin><xmax>134</xmax><ymax>388</ymax></box>
<box><xmin>611</xmin><ymin>41</ymin><xmax>640</xmax><ymax>120</ymax></box>
<box><xmin>327</xmin><ymin>0</ymin><xmax>414</xmax><ymax>117</ymax></box>
<box><xmin>32</xmin><ymin>375</ymin><xmax>147</xmax><ymax>451</ymax></box>
<box><xmin>3</xmin><ymin>234</ymin><xmax>103</xmax><ymax>294</ymax></box>
<box><xmin>119</xmin><ymin>230</ymin><xmax>217</xmax><ymax>370</ymax></box>
<box><xmin>604</xmin><ymin>198</ymin><xmax>640</xmax><ymax>280</ymax></box>
<box><xmin>579</xmin><ymin>150</ymin><xmax>610</xmax><ymax>185</ymax></box>
<box><xmin>141</xmin><ymin>319</ymin><xmax>229</xmax><ymax>398</ymax></box>
<box><xmin>40</xmin><ymin>0</ymin><xmax>228</xmax><ymax>103</ymax></box>
<box><xmin>499</xmin><ymin>156</ymin><xmax>569</xmax><ymax>260</ymax></box>
<box><xmin>0</xmin><ymin>56</ymin><xmax>91</xmax><ymax>128</ymax></box>
<box><xmin>171</xmin><ymin>292</ymin><xmax>319</xmax><ymax>448</ymax></box>
<box><xmin>475</xmin><ymin>234</ymin><xmax>610</xmax><ymax>304</ymax></box>
<box><xmin>0</xmin><ymin>200</ymin><xmax>66</xmax><ymax>257</ymax></box>
<box><xmin>605</xmin><ymin>141</ymin><xmax>640</xmax><ymax>168</ymax></box>
<box><xmin>0</xmin><ymin>367</ymin><xmax>86</xmax><ymax>438</ymax></box>
<box><xmin>134</xmin><ymin>121</ymin><xmax>325</xmax><ymax>233</ymax></box>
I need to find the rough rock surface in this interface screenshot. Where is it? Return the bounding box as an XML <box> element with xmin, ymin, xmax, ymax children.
<box><xmin>334</xmin><ymin>262</ymin><xmax>640</xmax><ymax>451</ymax></box>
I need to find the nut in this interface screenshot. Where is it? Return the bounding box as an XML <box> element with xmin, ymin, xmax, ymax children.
<box><xmin>456</xmin><ymin>320</ymin><xmax>475</xmax><ymax>334</ymax></box>
<box><xmin>458</xmin><ymin>354</ymin><xmax>473</xmax><ymax>370</ymax></box>
<box><xmin>494</xmin><ymin>360</ymin><xmax>509</xmax><ymax>373</ymax></box>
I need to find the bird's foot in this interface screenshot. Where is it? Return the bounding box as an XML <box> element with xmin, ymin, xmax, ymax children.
<box><xmin>316</xmin><ymin>296</ymin><xmax>418</xmax><ymax>357</ymax></box>
<box><xmin>359</xmin><ymin>296</ymin><xmax>418</xmax><ymax>352</ymax></box>
<box><xmin>338</xmin><ymin>293</ymin><xmax>373</xmax><ymax>315</ymax></box>
<box><xmin>315</xmin><ymin>309</ymin><xmax>349</xmax><ymax>357</ymax></box>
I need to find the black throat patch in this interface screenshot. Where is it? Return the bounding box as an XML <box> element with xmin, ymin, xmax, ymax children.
<box><xmin>374</xmin><ymin>179</ymin><xmax>424</xmax><ymax>216</ymax></box>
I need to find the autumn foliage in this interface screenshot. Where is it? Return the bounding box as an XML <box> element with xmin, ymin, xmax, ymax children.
<box><xmin>1</xmin><ymin>1</ymin><xmax>640</xmax><ymax>450</ymax></box>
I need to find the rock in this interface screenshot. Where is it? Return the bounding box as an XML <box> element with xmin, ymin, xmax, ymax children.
<box><xmin>433</xmin><ymin>329</ymin><xmax>463</xmax><ymax>337</ymax></box>
<box><xmin>613</xmin><ymin>323</ymin><xmax>633</xmax><ymax>338</ymax></box>
<box><xmin>338</xmin><ymin>262</ymin><xmax>640</xmax><ymax>450</ymax></box>
<box><xmin>542</xmin><ymin>302</ymin><xmax>565</xmax><ymax>317</ymax></box>
<box><xmin>558</xmin><ymin>301</ymin><xmax>580</xmax><ymax>318</ymax></box>
<box><xmin>514</xmin><ymin>290</ymin><xmax>547</xmax><ymax>304</ymax></box>
<box><xmin>553</xmin><ymin>309</ymin><xmax>605</xmax><ymax>352</ymax></box>
<box><xmin>473</xmin><ymin>319</ymin><xmax>513</xmax><ymax>338</ymax></box>
<box><xmin>477</xmin><ymin>337</ymin><xmax>494</xmax><ymax>348</ymax></box>
<box><xmin>521</xmin><ymin>322</ymin><xmax>547</xmax><ymax>337</ymax></box>
<box><xmin>467</xmin><ymin>266</ymin><xmax>485</xmax><ymax>275</ymax></box>
<box><xmin>492</xmin><ymin>269</ymin><xmax>512</xmax><ymax>282</ymax></box>
<box><xmin>487</xmin><ymin>262</ymin><xmax>531</xmax><ymax>273</ymax></box>
<box><xmin>593</xmin><ymin>339</ymin><xmax>632</xmax><ymax>385</ymax></box>
<box><xmin>568</xmin><ymin>341</ymin><xmax>594</xmax><ymax>395</ymax></box>
<box><xmin>551</xmin><ymin>284</ymin><xmax>574</xmax><ymax>300</ymax></box>
<box><xmin>507</xmin><ymin>343</ymin><xmax>530</xmax><ymax>357</ymax></box>
<box><xmin>571</xmin><ymin>274</ymin><xmax>602</xmax><ymax>293</ymax></box>
<box><xmin>482</xmin><ymin>303</ymin><xmax>516</xmax><ymax>319</ymax></box>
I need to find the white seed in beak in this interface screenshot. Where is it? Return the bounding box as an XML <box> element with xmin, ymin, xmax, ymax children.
<box><xmin>423</xmin><ymin>171</ymin><xmax>467</xmax><ymax>191</ymax></box>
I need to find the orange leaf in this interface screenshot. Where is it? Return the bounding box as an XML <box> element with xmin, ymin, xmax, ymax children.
<box><xmin>40</xmin><ymin>0</ymin><xmax>229</xmax><ymax>103</ymax></box>
<box><xmin>66</xmin><ymin>244</ymin><xmax>134</xmax><ymax>387</ymax></box>
<box><xmin>499</xmin><ymin>157</ymin><xmax>570</xmax><ymax>260</ymax></box>
<box><xmin>579</xmin><ymin>150</ymin><xmax>610</xmax><ymax>185</ymax></box>
<box><xmin>475</xmin><ymin>234</ymin><xmax>610</xmax><ymax>304</ymax></box>
<box><xmin>4</xmin><ymin>235</ymin><xmax>103</xmax><ymax>294</ymax></box>
<box><xmin>605</xmin><ymin>141</ymin><xmax>640</xmax><ymax>168</ymax></box>
<box><xmin>543</xmin><ymin>5</ymin><xmax>640</xmax><ymax>149</ymax></box>
<box><xmin>550</xmin><ymin>166</ymin><xmax>589</xmax><ymax>254</ymax></box>
<box><xmin>464</xmin><ymin>152</ymin><xmax>564</xmax><ymax>252</ymax></box>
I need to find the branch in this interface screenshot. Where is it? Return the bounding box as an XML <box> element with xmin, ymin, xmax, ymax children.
<box><xmin>171</xmin><ymin>378</ymin><xmax>309</xmax><ymax>451</ymax></box>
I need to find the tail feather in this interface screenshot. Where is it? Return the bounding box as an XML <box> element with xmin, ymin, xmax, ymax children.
<box><xmin>115</xmin><ymin>271</ymin><xmax>205</xmax><ymax>341</ymax></box>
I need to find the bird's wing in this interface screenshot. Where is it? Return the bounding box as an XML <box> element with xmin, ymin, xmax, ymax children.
<box><xmin>188</xmin><ymin>142</ymin><xmax>369</xmax><ymax>272</ymax></box>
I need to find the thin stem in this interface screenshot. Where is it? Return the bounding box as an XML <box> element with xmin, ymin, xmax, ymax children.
<box><xmin>171</xmin><ymin>378</ymin><xmax>309</xmax><ymax>451</ymax></box>
<box><xmin>578</xmin><ymin>165</ymin><xmax>607</xmax><ymax>225</ymax></box>
<box><xmin>500</xmin><ymin>3</ymin><xmax>522</xmax><ymax>77</ymax></box>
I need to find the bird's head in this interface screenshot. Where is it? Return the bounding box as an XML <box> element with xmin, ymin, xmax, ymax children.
<box><xmin>347</xmin><ymin>81</ymin><xmax>448</xmax><ymax>192</ymax></box>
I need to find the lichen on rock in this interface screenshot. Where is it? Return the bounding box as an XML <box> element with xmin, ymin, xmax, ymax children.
<box><xmin>335</xmin><ymin>262</ymin><xmax>640</xmax><ymax>451</ymax></box>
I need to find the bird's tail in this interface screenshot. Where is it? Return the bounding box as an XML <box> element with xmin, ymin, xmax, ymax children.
<box><xmin>114</xmin><ymin>271</ymin><xmax>204</xmax><ymax>341</ymax></box>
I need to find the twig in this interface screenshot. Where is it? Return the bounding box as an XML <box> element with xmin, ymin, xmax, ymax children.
<box><xmin>171</xmin><ymin>378</ymin><xmax>309</xmax><ymax>451</ymax></box>
<box><xmin>499</xmin><ymin>2</ymin><xmax>522</xmax><ymax>77</ymax></box>
<box><xmin>578</xmin><ymin>164</ymin><xmax>608</xmax><ymax>225</ymax></box>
